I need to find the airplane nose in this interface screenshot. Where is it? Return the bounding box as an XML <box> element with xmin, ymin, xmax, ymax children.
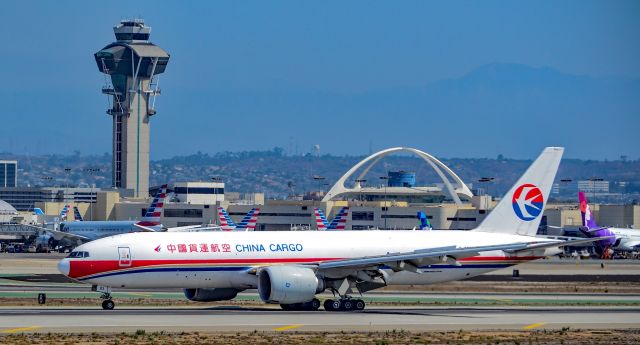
<box><xmin>57</xmin><ymin>258</ymin><xmax>70</xmax><ymax>276</ymax></box>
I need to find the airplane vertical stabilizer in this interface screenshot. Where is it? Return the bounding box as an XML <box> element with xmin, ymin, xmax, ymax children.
<box><xmin>474</xmin><ymin>147</ymin><xmax>563</xmax><ymax>236</ymax></box>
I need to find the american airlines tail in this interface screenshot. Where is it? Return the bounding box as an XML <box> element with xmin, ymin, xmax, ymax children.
<box><xmin>218</xmin><ymin>207</ymin><xmax>261</xmax><ymax>231</ymax></box>
<box><xmin>314</xmin><ymin>207</ymin><xmax>349</xmax><ymax>230</ymax></box>
<box><xmin>59</xmin><ymin>204</ymin><xmax>70</xmax><ymax>221</ymax></box>
<box><xmin>473</xmin><ymin>147</ymin><xmax>564</xmax><ymax>236</ymax></box>
<box><xmin>73</xmin><ymin>206</ymin><xmax>84</xmax><ymax>221</ymax></box>
<box><xmin>135</xmin><ymin>184</ymin><xmax>168</xmax><ymax>231</ymax></box>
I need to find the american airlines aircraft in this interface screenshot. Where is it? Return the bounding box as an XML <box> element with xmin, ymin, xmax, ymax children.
<box><xmin>217</xmin><ymin>207</ymin><xmax>260</xmax><ymax>231</ymax></box>
<box><xmin>73</xmin><ymin>206</ymin><xmax>84</xmax><ymax>221</ymax></box>
<box><xmin>35</xmin><ymin>185</ymin><xmax>168</xmax><ymax>250</ymax></box>
<box><xmin>58</xmin><ymin>148</ymin><xmax>599</xmax><ymax>311</ymax></box>
<box><xmin>314</xmin><ymin>207</ymin><xmax>348</xmax><ymax>230</ymax></box>
<box><xmin>578</xmin><ymin>191</ymin><xmax>640</xmax><ymax>257</ymax></box>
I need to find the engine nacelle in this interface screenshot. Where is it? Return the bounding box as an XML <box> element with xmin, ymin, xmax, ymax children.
<box><xmin>34</xmin><ymin>234</ymin><xmax>56</xmax><ymax>252</ymax></box>
<box><xmin>258</xmin><ymin>266</ymin><xmax>324</xmax><ymax>304</ymax></box>
<box><xmin>183</xmin><ymin>288</ymin><xmax>240</xmax><ymax>302</ymax></box>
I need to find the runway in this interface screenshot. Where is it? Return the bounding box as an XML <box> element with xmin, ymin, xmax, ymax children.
<box><xmin>0</xmin><ymin>306</ymin><xmax>638</xmax><ymax>333</ymax></box>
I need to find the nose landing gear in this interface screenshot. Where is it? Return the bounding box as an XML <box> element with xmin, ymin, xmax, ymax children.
<box><xmin>92</xmin><ymin>285</ymin><xmax>115</xmax><ymax>310</ymax></box>
<box><xmin>101</xmin><ymin>298</ymin><xmax>115</xmax><ymax>310</ymax></box>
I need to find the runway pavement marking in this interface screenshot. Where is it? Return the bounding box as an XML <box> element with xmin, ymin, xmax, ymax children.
<box><xmin>1</xmin><ymin>326</ymin><xmax>42</xmax><ymax>333</ymax></box>
<box><xmin>523</xmin><ymin>322</ymin><xmax>547</xmax><ymax>330</ymax></box>
<box><xmin>273</xmin><ymin>324</ymin><xmax>304</xmax><ymax>331</ymax></box>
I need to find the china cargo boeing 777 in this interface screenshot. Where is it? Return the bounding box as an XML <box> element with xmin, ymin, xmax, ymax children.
<box><xmin>58</xmin><ymin>148</ymin><xmax>601</xmax><ymax>311</ymax></box>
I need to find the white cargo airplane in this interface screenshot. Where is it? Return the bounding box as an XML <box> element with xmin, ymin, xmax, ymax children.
<box><xmin>58</xmin><ymin>147</ymin><xmax>599</xmax><ymax>311</ymax></box>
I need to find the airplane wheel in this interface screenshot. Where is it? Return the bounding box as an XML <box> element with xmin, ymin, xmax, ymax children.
<box><xmin>309</xmin><ymin>298</ymin><xmax>321</xmax><ymax>311</ymax></box>
<box><xmin>324</xmin><ymin>299</ymin><xmax>336</xmax><ymax>311</ymax></box>
<box><xmin>355</xmin><ymin>299</ymin><xmax>366</xmax><ymax>311</ymax></box>
<box><xmin>342</xmin><ymin>300</ymin><xmax>354</xmax><ymax>311</ymax></box>
<box><xmin>102</xmin><ymin>300</ymin><xmax>115</xmax><ymax>310</ymax></box>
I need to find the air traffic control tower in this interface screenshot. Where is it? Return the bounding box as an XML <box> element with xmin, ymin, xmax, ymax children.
<box><xmin>94</xmin><ymin>19</ymin><xmax>170</xmax><ymax>198</ymax></box>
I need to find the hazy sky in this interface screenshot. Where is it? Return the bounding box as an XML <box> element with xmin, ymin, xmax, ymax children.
<box><xmin>0</xmin><ymin>1</ymin><xmax>638</xmax><ymax>159</ymax></box>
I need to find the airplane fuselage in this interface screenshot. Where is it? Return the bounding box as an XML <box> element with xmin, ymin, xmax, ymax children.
<box><xmin>59</xmin><ymin>221</ymin><xmax>139</xmax><ymax>242</ymax></box>
<box><xmin>609</xmin><ymin>228</ymin><xmax>640</xmax><ymax>251</ymax></box>
<box><xmin>59</xmin><ymin>230</ymin><xmax>558</xmax><ymax>289</ymax></box>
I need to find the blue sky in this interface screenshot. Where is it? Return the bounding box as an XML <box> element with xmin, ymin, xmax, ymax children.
<box><xmin>0</xmin><ymin>1</ymin><xmax>638</xmax><ymax>159</ymax></box>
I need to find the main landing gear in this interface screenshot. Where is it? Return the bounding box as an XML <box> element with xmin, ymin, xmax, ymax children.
<box><xmin>323</xmin><ymin>298</ymin><xmax>366</xmax><ymax>312</ymax></box>
<box><xmin>280</xmin><ymin>298</ymin><xmax>321</xmax><ymax>311</ymax></box>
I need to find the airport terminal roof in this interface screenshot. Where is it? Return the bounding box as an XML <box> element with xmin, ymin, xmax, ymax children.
<box><xmin>0</xmin><ymin>200</ymin><xmax>17</xmax><ymax>215</ymax></box>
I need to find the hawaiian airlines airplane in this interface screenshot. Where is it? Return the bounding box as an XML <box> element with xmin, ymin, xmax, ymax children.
<box><xmin>217</xmin><ymin>207</ymin><xmax>260</xmax><ymax>231</ymax></box>
<box><xmin>578</xmin><ymin>191</ymin><xmax>640</xmax><ymax>257</ymax></box>
<box><xmin>34</xmin><ymin>185</ymin><xmax>168</xmax><ymax>251</ymax></box>
<box><xmin>314</xmin><ymin>207</ymin><xmax>348</xmax><ymax>230</ymax></box>
<box><xmin>58</xmin><ymin>148</ymin><xmax>600</xmax><ymax>311</ymax></box>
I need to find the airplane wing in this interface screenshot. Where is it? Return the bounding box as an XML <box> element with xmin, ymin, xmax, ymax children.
<box><xmin>317</xmin><ymin>242</ymin><xmax>530</xmax><ymax>272</ymax></box>
<box><xmin>37</xmin><ymin>227</ymin><xmax>90</xmax><ymax>242</ymax></box>
<box><xmin>316</xmin><ymin>237</ymin><xmax>613</xmax><ymax>273</ymax></box>
<box><xmin>133</xmin><ymin>223</ymin><xmax>160</xmax><ymax>232</ymax></box>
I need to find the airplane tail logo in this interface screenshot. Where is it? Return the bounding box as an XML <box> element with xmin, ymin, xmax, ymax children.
<box><xmin>218</xmin><ymin>207</ymin><xmax>261</xmax><ymax>231</ymax></box>
<box><xmin>73</xmin><ymin>206</ymin><xmax>84</xmax><ymax>221</ymax></box>
<box><xmin>578</xmin><ymin>191</ymin><xmax>598</xmax><ymax>228</ymax></box>
<box><xmin>314</xmin><ymin>207</ymin><xmax>349</xmax><ymax>230</ymax></box>
<box><xmin>512</xmin><ymin>184</ymin><xmax>544</xmax><ymax>221</ymax></box>
<box><xmin>136</xmin><ymin>184</ymin><xmax>168</xmax><ymax>230</ymax></box>
<box><xmin>59</xmin><ymin>204</ymin><xmax>70</xmax><ymax>221</ymax></box>
<box><xmin>314</xmin><ymin>208</ymin><xmax>329</xmax><ymax>230</ymax></box>
<box><xmin>475</xmin><ymin>147</ymin><xmax>563</xmax><ymax>237</ymax></box>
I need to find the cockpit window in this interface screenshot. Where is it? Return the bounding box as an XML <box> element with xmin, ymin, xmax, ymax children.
<box><xmin>66</xmin><ymin>251</ymin><xmax>89</xmax><ymax>258</ymax></box>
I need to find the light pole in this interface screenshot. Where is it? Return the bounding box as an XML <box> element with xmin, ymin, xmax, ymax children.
<box><xmin>85</xmin><ymin>168</ymin><xmax>101</xmax><ymax>221</ymax></box>
<box><xmin>379</xmin><ymin>176</ymin><xmax>389</xmax><ymax>229</ymax></box>
<box><xmin>313</xmin><ymin>175</ymin><xmax>325</xmax><ymax>192</ymax></box>
<box><xmin>478</xmin><ymin>177</ymin><xmax>494</xmax><ymax>198</ymax></box>
<box><xmin>64</xmin><ymin>168</ymin><xmax>71</xmax><ymax>189</ymax></box>
<box><xmin>588</xmin><ymin>177</ymin><xmax>603</xmax><ymax>202</ymax></box>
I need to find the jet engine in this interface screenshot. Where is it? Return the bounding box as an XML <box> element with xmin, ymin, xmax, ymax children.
<box><xmin>34</xmin><ymin>234</ymin><xmax>56</xmax><ymax>252</ymax></box>
<box><xmin>258</xmin><ymin>266</ymin><xmax>324</xmax><ymax>304</ymax></box>
<box><xmin>183</xmin><ymin>288</ymin><xmax>240</xmax><ymax>302</ymax></box>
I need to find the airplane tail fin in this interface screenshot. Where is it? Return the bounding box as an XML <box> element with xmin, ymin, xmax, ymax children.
<box><xmin>314</xmin><ymin>208</ymin><xmax>329</xmax><ymax>230</ymax></box>
<box><xmin>235</xmin><ymin>208</ymin><xmax>261</xmax><ymax>230</ymax></box>
<box><xmin>59</xmin><ymin>204</ymin><xmax>70</xmax><ymax>221</ymax></box>
<box><xmin>578</xmin><ymin>191</ymin><xmax>598</xmax><ymax>228</ymax></box>
<box><xmin>217</xmin><ymin>207</ymin><xmax>236</xmax><ymax>228</ymax></box>
<box><xmin>417</xmin><ymin>211</ymin><xmax>432</xmax><ymax>230</ymax></box>
<box><xmin>136</xmin><ymin>184</ymin><xmax>168</xmax><ymax>231</ymax></box>
<box><xmin>473</xmin><ymin>147</ymin><xmax>564</xmax><ymax>237</ymax></box>
<box><xmin>73</xmin><ymin>206</ymin><xmax>84</xmax><ymax>221</ymax></box>
<box><xmin>328</xmin><ymin>207</ymin><xmax>349</xmax><ymax>230</ymax></box>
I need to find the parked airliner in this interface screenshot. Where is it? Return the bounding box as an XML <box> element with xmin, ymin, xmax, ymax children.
<box><xmin>314</xmin><ymin>207</ymin><xmax>348</xmax><ymax>230</ymax></box>
<box><xmin>578</xmin><ymin>191</ymin><xmax>640</xmax><ymax>257</ymax></box>
<box><xmin>217</xmin><ymin>207</ymin><xmax>260</xmax><ymax>231</ymax></box>
<box><xmin>58</xmin><ymin>148</ymin><xmax>600</xmax><ymax>311</ymax></box>
<box><xmin>35</xmin><ymin>185</ymin><xmax>168</xmax><ymax>251</ymax></box>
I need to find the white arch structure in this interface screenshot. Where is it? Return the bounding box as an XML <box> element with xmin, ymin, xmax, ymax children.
<box><xmin>322</xmin><ymin>147</ymin><xmax>473</xmax><ymax>205</ymax></box>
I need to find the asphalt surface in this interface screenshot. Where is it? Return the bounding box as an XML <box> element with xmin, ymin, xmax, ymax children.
<box><xmin>0</xmin><ymin>306</ymin><xmax>638</xmax><ymax>333</ymax></box>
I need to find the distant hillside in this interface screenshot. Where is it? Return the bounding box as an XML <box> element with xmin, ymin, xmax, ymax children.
<box><xmin>3</xmin><ymin>149</ymin><xmax>639</xmax><ymax>201</ymax></box>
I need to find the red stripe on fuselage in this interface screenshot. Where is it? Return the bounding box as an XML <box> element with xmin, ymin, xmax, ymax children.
<box><xmin>67</xmin><ymin>255</ymin><xmax>542</xmax><ymax>279</ymax></box>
